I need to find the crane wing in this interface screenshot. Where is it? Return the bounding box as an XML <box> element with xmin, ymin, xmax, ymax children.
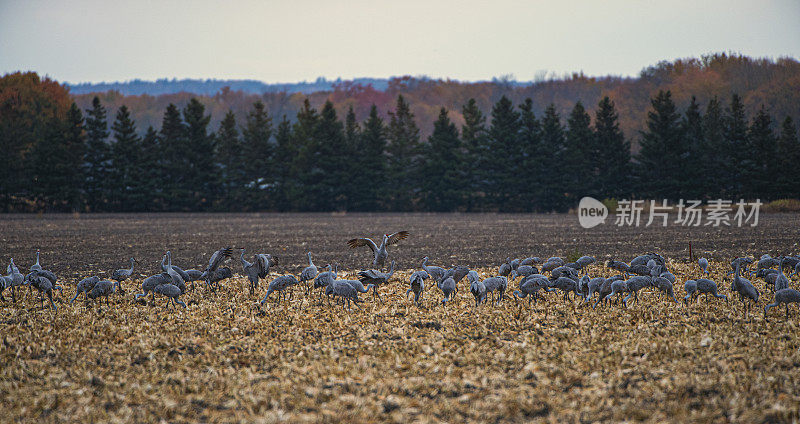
<box><xmin>348</xmin><ymin>238</ymin><xmax>378</xmax><ymax>252</ymax></box>
<box><xmin>386</xmin><ymin>231</ymin><xmax>409</xmax><ymax>246</ymax></box>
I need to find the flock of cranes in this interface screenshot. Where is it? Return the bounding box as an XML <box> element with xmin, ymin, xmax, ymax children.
<box><xmin>2</xmin><ymin>232</ymin><xmax>800</xmax><ymax>320</ymax></box>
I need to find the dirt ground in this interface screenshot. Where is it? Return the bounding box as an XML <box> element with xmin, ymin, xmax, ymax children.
<box><xmin>1</xmin><ymin>213</ymin><xmax>799</xmax><ymax>422</ymax></box>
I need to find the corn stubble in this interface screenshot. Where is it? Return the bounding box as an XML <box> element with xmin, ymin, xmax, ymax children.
<box><xmin>1</xmin><ymin>262</ymin><xmax>799</xmax><ymax>423</ymax></box>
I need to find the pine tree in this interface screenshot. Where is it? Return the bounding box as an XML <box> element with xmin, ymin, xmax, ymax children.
<box><xmin>109</xmin><ymin>105</ymin><xmax>140</xmax><ymax>211</ymax></box>
<box><xmin>635</xmin><ymin>90</ymin><xmax>686</xmax><ymax>199</ymax></box>
<box><xmin>353</xmin><ymin>105</ymin><xmax>388</xmax><ymax>211</ymax></box>
<box><xmin>241</xmin><ymin>101</ymin><xmax>273</xmax><ymax>209</ymax></box>
<box><xmin>216</xmin><ymin>110</ymin><xmax>245</xmax><ymax>209</ymax></box>
<box><xmin>159</xmin><ymin>103</ymin><xmax>187</xmax><ymax>210</ymax></box>
<box><xmin>291</xmin><ymin>99</ymin><xmax>321</xmax><ymax>210</ymax></box>
<box><xmin>273</xmin><ymin>115</ymin><xmax>295</xmax><ymax>211</ymax></box>
<box><xmin>84</xmin><ymin>96</ymin><xmax>110</xmax><ymax>211</ymax></box>
<box><xmin>776</xmin><ymin>117</ymin><xmax>800</xmax><ymax>199</ymax></box>
<box><xmin>517</xmin><ymin>99</ymin><xmax>542</xmax><ymax>210</ymax></box>
<box><xmin>744</xmin><ymin>106</ymin><xmax>777</xmax><ymax>200</ymax></box>
<box><xmin>461</xmin><ymin>98</ymin><xmax>489</xmax><ymax>211</ymax></box>
<box><xmin>702</xmin><ymin>97</ymin><xmax>727</xmax><ymax>198</ymax></box>
<box><xmin>724</xmin><ymin>94</ymin><xmax>748</xmax><ymax>196</ymax></box>
<box><xmin>594</xmin><ymin>96</ymin><xmax>630</xmax><ymax>199</ymax></box>
<box><xmin>486</xmin><ymin>96</ymin><xmax>521</xmax><ymax>209</ymax></box>
<box><xmin>421</xmin><ymin>108</ymin><xmax>462</xmax><ymax>211</ymax></box>
<box><xmin>682</xmin><ymin>96</ymin><xmax>705</xmax><ymax>199</ymax></box>
<box><xmin>61</xmin><ymin>103</ymin><xmax>86</xmax><ymax>211</ymax></box>
<box><xmin>316</xmin><ymin>101</ymin><xmax>348</xmax><ymax>210</ymax></box>
<box><xmin>183</xmin><ymin>98</ymin><xmax>217</xmax><ymax>210</ymax></box>
<box><xmin>135</xmin><ymin>126</ymin><xmax>161</xmax><ymax>211</ymax></box>
<box><xmin>386</xmin><ymin>95</ymin><xmax>421</xmax><ymax>211</ymax></box>
<box><xmin>539</xmin><ymin>104</ymin><xmax>567</xmax><ymax>211</ymax></box>
<box><xmin>565</xmin><ymin>101</ymin><xmax>593</xmax><ymax>202</ymax></box>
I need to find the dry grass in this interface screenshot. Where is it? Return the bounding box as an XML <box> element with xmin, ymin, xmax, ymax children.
<box><xmin>2</xmin><ymin>260</ymin><xmax>799</xmax><ymax>423</ymax></box>
<box><xmin>762</xmin><ymin>199</ymin><xmax>800</xmax><ymax>213</ymax></box>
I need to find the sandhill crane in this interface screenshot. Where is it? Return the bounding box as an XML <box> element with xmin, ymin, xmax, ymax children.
<box><xmin>111</xmin><ymin>257</ymin><xmax>136</xmax><ymax>292</ymax></box>
<box><xmin>70</xmin><ymin>276</ymin><xmax>101</xmax><ymax>304</ymax></box>
<box><xmin>601</xmin><ymin>280</ymin><xmax>629</xmax><ymax>308</ymax></box>
<box><xmin>540</xmin><ymin>260</ymin><xmax>562</xmax><ymax>273</ymax></box>
<box><xmin>347</xmin><ymin>231</ymin><xmax>409</xmax><ymax>270</ymax></box>
<box><xmin>731</xmin><ymin>262</ymin><xmax>759</xmax><ymax>318</ymax></box>
<box><xmin>163</xmin><ymin>251</ymin><xmax>186</xmax><ymax>294</ymax></box>
<box><xmin>622</xmin><ymin>276</ymin><xmax>652</xmax><ymax>305</ymax></box>
<box><xmin>26</xmin><ymin>271</ymin><xmax>62</xmax><ymax>310</ymax></box>
<box><xmin>576</xmin><ymin>256</ymin><xmax>596</xmax><ymax>269</ymax></box>
<box><xmin>183</xmin><ymin>269</ymin><xmax>205</xmax><ymax>290</ymax></box>
<box><xmin>314</xmin><ymin>264</ymin><xmax>336</xmax><ymax>289</ymax></box>
<box><xmin>299</xmin><ymin>252</ymin><xmax>318</xmax><ymax>294</ymax></box>
<box><xmin>774</xmin><ymin>257</ymin><xmax>790</xmax><ymax>291</ymax></box>
<box><xmin>470</xmin><ymin>278</ymin><xmax>487</xmax><ymax>306</ymax></box>
<box><xmin>421</xmin><ymin>257</ymin><xmax>446</xmax><ymax>283</ymax></box>
<box><xmin>584</xmin><ymin>277</ymin><xmax>606</xmax><ymax>303</ymax></box>
<box><xmin>509</xmin><ymin>258</ymin><xmax>521</xmax><ymax>270</ymax></box>
<box><xmin>698</xmin><ymin>258</ymin><xmax>709</xmax><ymax>275</ymax></box>
<box><xmin>520</xmin><ymin>257</ymin><xmax>542</xmax><ymax>266</ymax></box>
<box><xmin>764</xmin><ymin>288</ymin><xmax>800</xmax><ymax>319</ymax></box>
<box><xmin>135</xmin><ymin>255</ymin><xmax>171</xmax><ymax>305</ymax></box>
<box><xmin>688</xmin><ymin>278</ymin><xmax>727</xmax><ymax>304</ymax></box>
<box><xmin>437</xmin><ymin>275</ymin><xmax>456</xmax><ymax>305</ymax></box>
<box><xmin>550</xmin><ymin>276</ymin><xmax>579</xmax><ymax>301</ymax></box>
<box><xmin>510</xmin><ymin>265</ymin><xmax>538</xmax><ymax>280</ymax></box>
<box><xmin>203</xmin><ymin>247</ymin><xmax>233</xmax><ymax>291</ymax></box>
<box><xmin>513</xmin><ymin>277</ymin><xmax>547</xmax><ymax>305</ymax></box>
<box><xmin>201</xmin><ymin>266</ymin><xmax>233</xmax><ymax>287</ymax></box>
<box><xmin>240</xmin><ymin>249</ymin><xmax>269</xmax><ymax>296</ymax></box>
<box><xmin>652</xmin><ymin>276</ymin><xmax>678</xmax><ymax>303</ymax></box>
<box><xmin>407</xmin><ymin>270</ymin><xmax>428</xmax><ymax>305</ymax></box>
<box><xmin>342</xmin><ymin>279</ymin><xmax>375</xmax><ymax>296</ymax></box>
<box><xmin>30</xmin><ymin>250</ymin><xmax>42</xmax><ymax>272</ymax></box>
<box><xmin>445</xmin><ymin>265</ymin><xmax>470</xmax><ymax>293</ymax></box>
<box><xmin>752</xmin><ymin>256</ymin><xmax>780</xmax><ymax>275</ymax></box>
<box><xmin>88</xmin><ymin>280</ymin><xmax>120</xmax><ymax>309</ymax></box>
<box><xmin>550</xmin><ymin>266</ymin><xmax>579</xmax><ymax>282</ymax></box>
<box><xmin>793</xmin><ymin>262</ymin><xmax>800</xmax><ymax>278</ymax></box>
<box><xmin>498</xmin><ymin>260</ymin><xmax>512</xmax><ymax>277</ymax></box>
<box><xmin>606</xmin><ymin>260</ymin><xmax>630</xmax><ymax>275</ymax></box>
<box><xmin>328</xmin><ymin>279</ymin><xmax>363</xmax><ymax>309</ymax></box>
<box><xmin>154</xmin><ymin>283</ymin><xmax>186</xmax><ymax>308</ymax></box>
<box><xmin>482</xmin><ymin>276</ymin><xmax>507</xmax><ymax>304</ymax></box>
<box><xmin>727</xmin><ymin>257</ymin><xmax>753</xmax><ymax>276</ymax></box>
<box><xmin>260</xmin><ymin>275</ymin><xmax>299</xmax><ymax>305</ymax></box>
<box><xmin>358</xmin><ymin>260</ymin><xmax>395</xmax><ymax>300</ymax></box>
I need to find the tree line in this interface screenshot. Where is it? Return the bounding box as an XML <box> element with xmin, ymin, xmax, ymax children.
<box><xmin>1</xmin><ymin>72</ymin><xmax>798</xmax><ymax>213</ymax></box>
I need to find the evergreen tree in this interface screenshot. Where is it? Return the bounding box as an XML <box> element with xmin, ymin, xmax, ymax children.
<box><xmin>159</xmin><ymin>103</ymin><xmax>187</xmax><ymax>210</ymax></box>
<box><xmin>216</xmin><ymin>110</ymin><xmax>245</xmax><ymax>209</ymax></box>
<box><xmin>241</xmin><ymin>101</ymin><xmax>273</xmax><ymax>209</ymax></box>
<box><xmin>183</xmin><ymin>98</ymin><xmax>217</xmax><ymax>210</ymax></box>
<box><xmin>316</xmin><ymin>101</ymin><xmax>348</xmax><ymax>210</ymax></box>
<box><xmin>61</xmin><ymin>103</ymin><xmax>86</xmax><ymax>211</ymax></box>
<box><xmin>291</xmin><ymin>99</ymin><xmax>321</xmax><ymax>210</ymax></box>
<box><xmin>682</xmin><ymin>96</ymin><xmax>705</xmax><ymax>199</ymax></box>
<box><xmin>635</xmin><ymin>90</ymin><xmax>686</xmax><ymax>199</ymax></box>
<box><xmin>386</xmin><ymin>95</ymin><xmax>421</xmax><ymax>211</ymax></box>
<box><xmin>421</xmin><ymin>108</ymin><xmax>462</xmax><ymax>211</ymax></box>
<box><xmin>724</xmin><ymin>94</ymin><xmax>749</xmax><ymax>196</ymax></box>
<box><xmin>702</xmin><ymin>97</ymin><xmax>727</xmax><ymax>198</ymax></box>
<box><xmin>744</xmin><ymin>106</ymin><xmax>777</xmax><ymax>200</ymax></box>
<box><xmin>539</xmin><ymin>104</ymin><xmax>567</xmax><ymax>210</ymax></box>
<box><xmin>565</xmin><ymin>101</ymin><xmax>593</xmax><ymax>201</ymax></box>
<box><xmin>461</xmin><ymin>98</ymin><xmax>489</xmax><ymax>211</ymax></box>
<box><xmin>109</xmin><ymin>105</ymin><xmax>140</xmax><ymax>211</ymax></box>
<box><xmin>353</xmin><ymin>105</ymin><xmax>388</xmax><ymax>211</ymax></box>
<box><xmin>594</xmin><ymin>96</ymin><xmax>630</xmax><ymax>199</ymax></box>
<box><xmin>84</xmin><ymin>96</ymin><xmax>110</xmax><ymax>211</ymax></box>
<box><xmin>776</xmin><ymin>117</ymin><xmax>800</xmax><ymax>199</ymax></box>
<box><xmin>135</xmin><ymin>126</ymin><xmax>161</xmax><ymax>210</ymax></box>
<box><xmin>517</xmin><ymin>99</ymin><xmax>542</xmax><ymax>210</ymax></box>
<box><xmin>486</xmin><ymin>96</ymin><xmax>521</xmax><ymax>209</ymax></box>
<box><xmin>273</xmin><ymin>115</ymin><xmax>295</xmax><ymax>211</ymax></box>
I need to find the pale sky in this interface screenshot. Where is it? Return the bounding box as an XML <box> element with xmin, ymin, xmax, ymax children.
<box><xmin>1</xmin><ymin>0</ymin><xmax>799</xmax><ymax>84</ymax></box>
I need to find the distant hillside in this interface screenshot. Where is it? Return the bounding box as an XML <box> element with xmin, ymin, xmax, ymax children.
<box><xmin>66</xmin><ymin>77</ymin><xmax>397</xmax><ymax>96</ymax></box>
<box><xmin>69</xmin><ymin>53</ymin><xmax>800</xmax><ymax>143</ymax></box>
